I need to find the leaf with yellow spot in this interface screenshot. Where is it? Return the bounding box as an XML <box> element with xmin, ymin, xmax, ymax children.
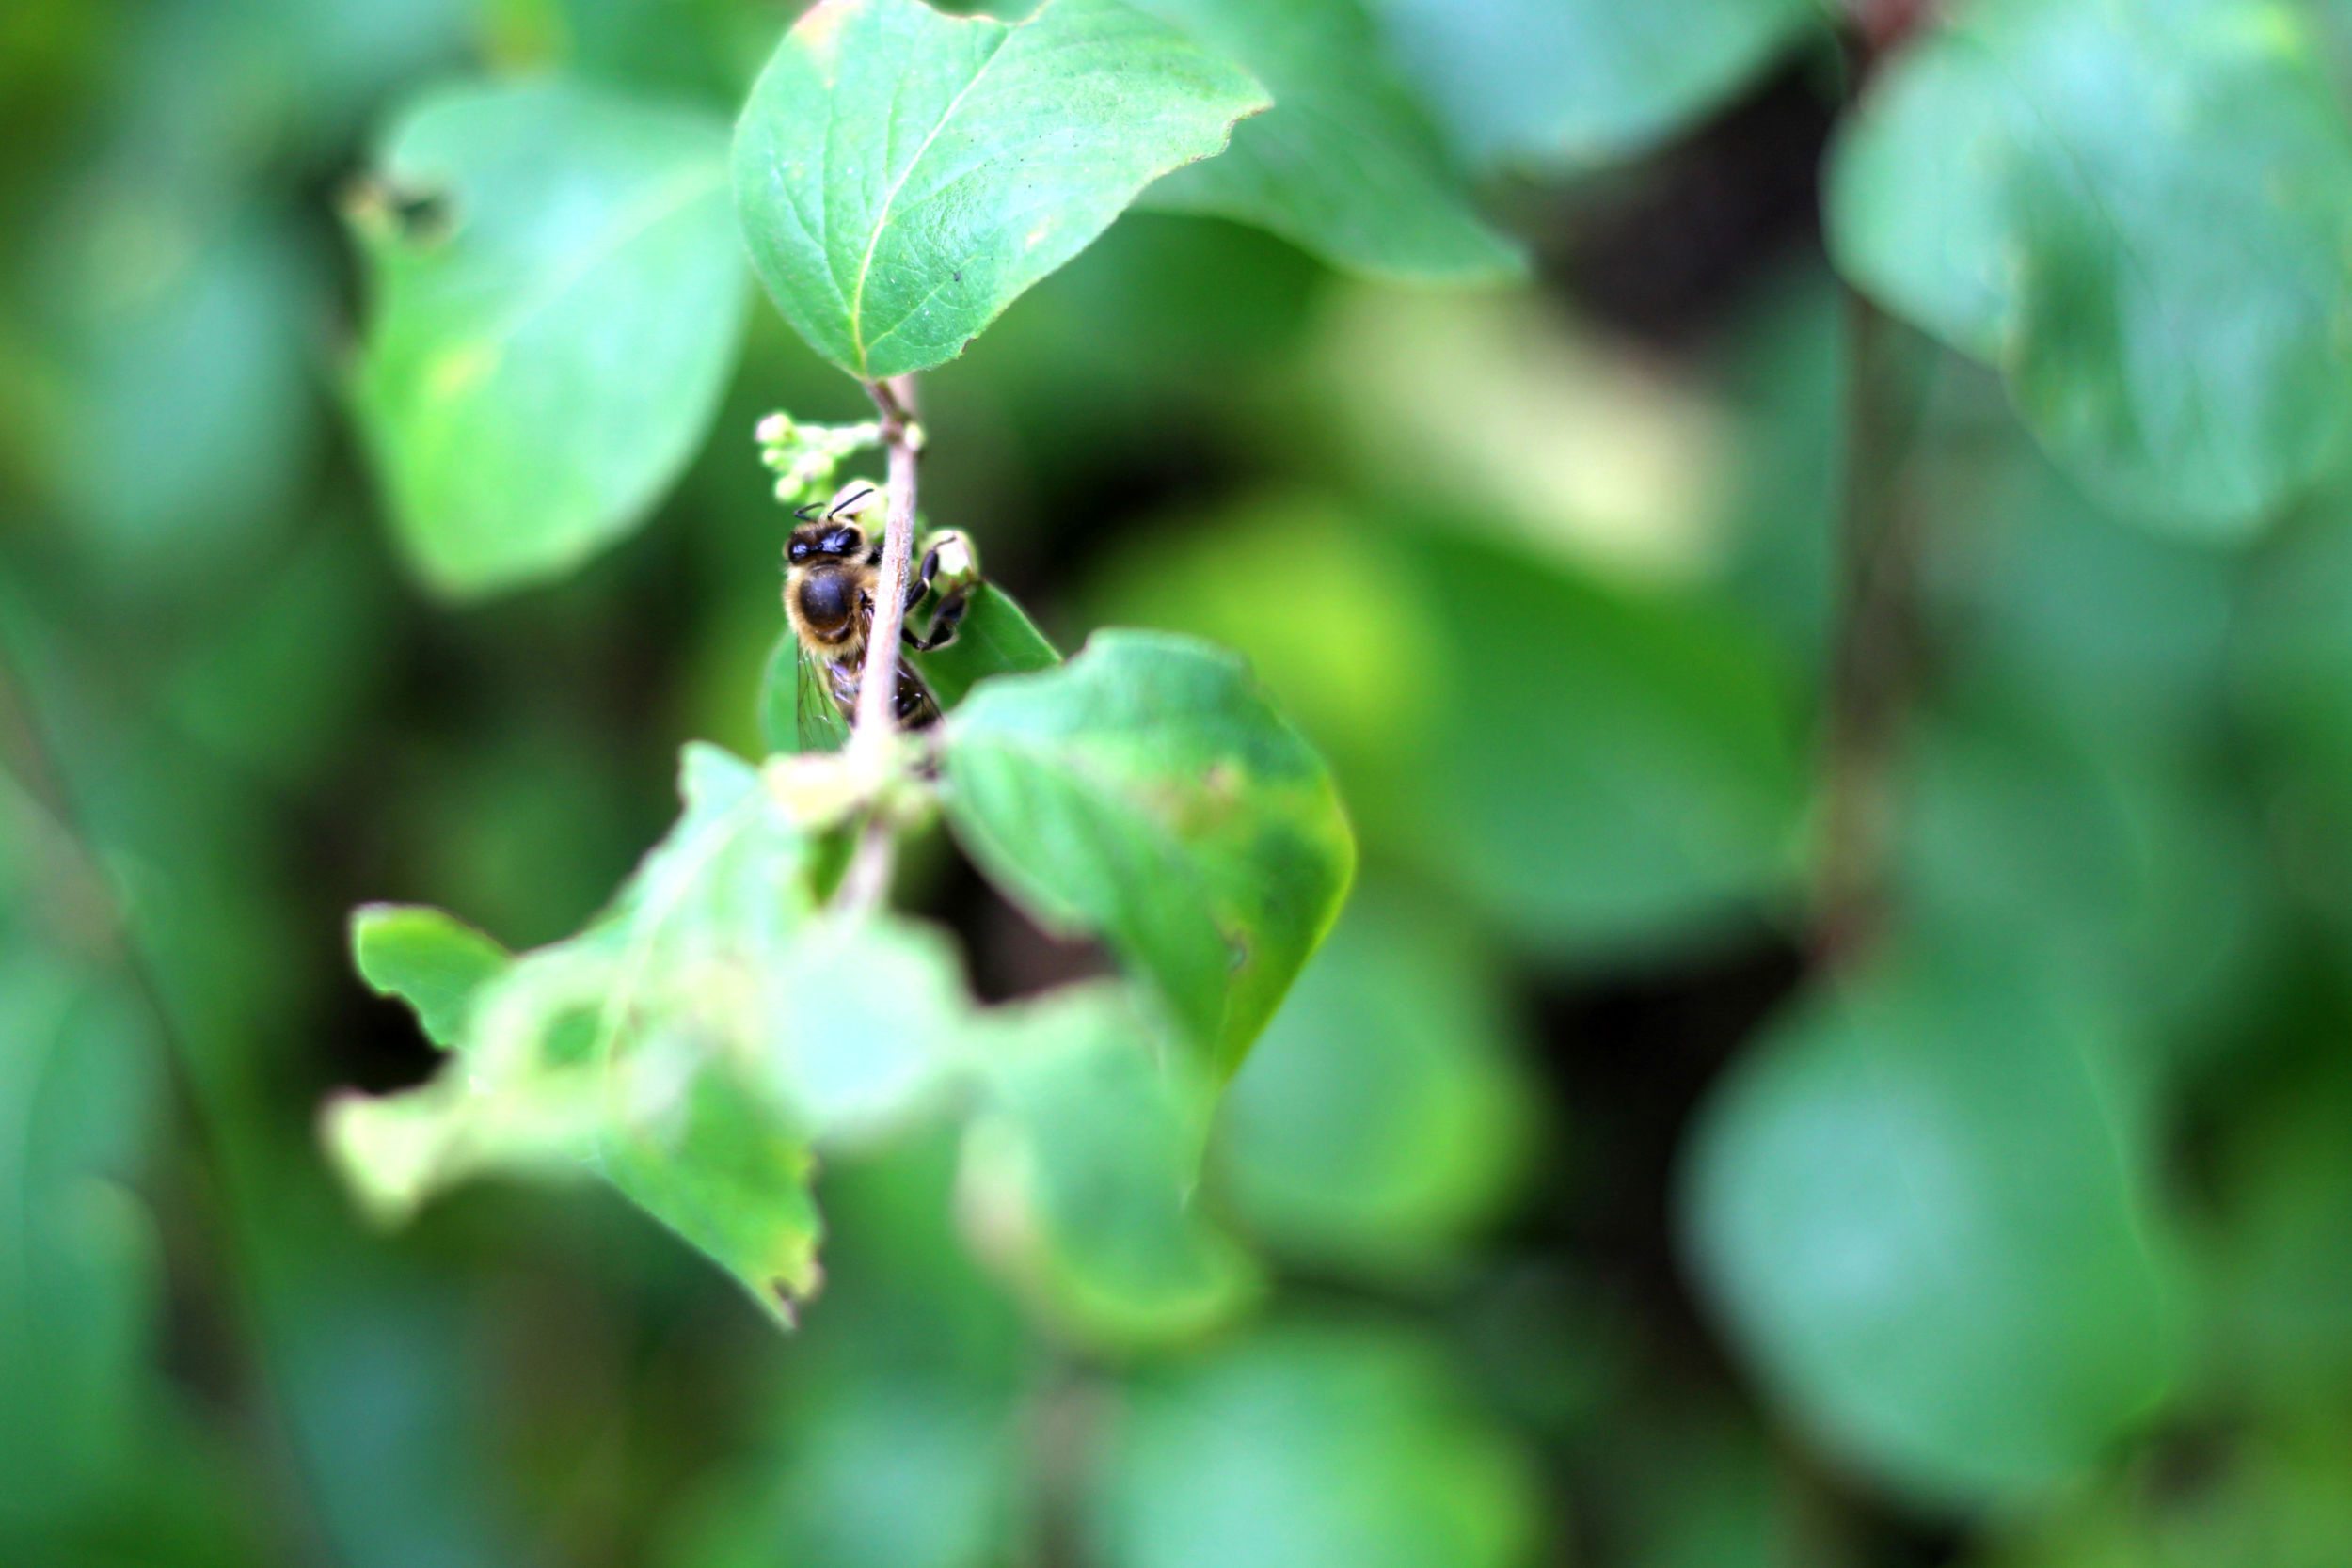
<box><xmin>940</xmin><ymin>630</ymin><xmax>1356</xmax><ymax>1077</ymax></box>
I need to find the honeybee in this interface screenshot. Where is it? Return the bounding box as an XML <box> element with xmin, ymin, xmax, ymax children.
<box><xmin>783</xmin><ymin>481</ymin><xmax>972</xmax><ymax>736</ymax></box>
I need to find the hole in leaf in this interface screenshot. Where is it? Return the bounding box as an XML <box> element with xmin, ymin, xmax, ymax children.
<box><xmin>343</xmin><ymin>175</ymin><xmax>455</xmax><ymax>246</ymax></box>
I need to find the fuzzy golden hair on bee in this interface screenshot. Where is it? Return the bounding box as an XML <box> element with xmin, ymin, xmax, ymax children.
<box><xmin>776</xmin><ymin>481</ymin><xmax>973</xmax><ymax>733</ymax></box>
<box><xmin>781</xmin><ymin>480</ymin><xmax>885</xmax><ymax>655</ymax></box>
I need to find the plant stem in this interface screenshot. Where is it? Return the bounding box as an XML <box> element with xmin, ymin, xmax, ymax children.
<box><xmin>1816</xmin><ymin>27</ymin><xmax>1933</xmax><ymax>964</ymax></box>
<box><xmin>1817</xmin><ymin>294</ymin><xmax>1906</xmax><ymax>959</ymax></box>
<box><xmin>834</xmin><ymin>373</ymin><xmax>923</xmax><ymax>915</ymax></box>
<box><xmin>852</xmin><ymin>374</ymin><xmax>924</xmax><ymax>747</ymax></box>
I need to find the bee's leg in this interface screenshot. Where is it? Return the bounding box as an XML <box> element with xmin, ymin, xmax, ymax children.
<box><xmin>902</xmin><ymin>544</ymin><xmax>941</xmax><ymax>611</ymax></box>
<box><xmin>904</xmin><ymin>581</ymin><xmax>972</xmax><ymax>652</ymax></box>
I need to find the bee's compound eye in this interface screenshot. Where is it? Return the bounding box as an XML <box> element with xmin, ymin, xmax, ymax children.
<box><xmin>787</xmin><ymin>539</ymin><xmax>810</xmax><ymax>562</ymax></box>
<box><xmin>824</xmin><ymin>527</ymin><xmax>862</xmax><ymax>556</ymax></box>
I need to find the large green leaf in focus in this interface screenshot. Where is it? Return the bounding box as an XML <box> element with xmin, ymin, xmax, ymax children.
<box><xmin>732</xmin><ymin>0</ymin><xmax>1268</xmax><ymax>381</ymax></box>
<box><xmin>1681</xmin><ymin>942</ymin><xmax>2185</xmax><ymax>1506</ymax></box>
<box><xmin>940</xmin><ymin>629</ymin><xmax>1355</xmax><ymax>1075</ymax></box>
<box><xmin>1129</xmin><ymin>0</ymin><xmax>1522</xmax><ymax>282</ymax></box>
<box><xmin>1362</xmin><ymin>0</ymin><xmax>1822</xmax><ymax>170</ymax></box>
<box><xmin>351</xmin><ymin>79</ymin><xmax>747</xmax><ymax>595</ymax></box>
<box><xmin>328</xmin><ymin>745</ymin><xmax>841</xmax><ymax>1323</ymax></box>
<box><xmin>960</xmin><ymin>983</ymin><xmax>1257</xmax><ymax>1345</ymax></box>
<box><xmin>1089</xmin><ymin>1321</ymin><xmax>1537</xmax><ymax>1568</ymax></box>
<box><xmin>1213</xmin><ymin>886</ymin><xmax>1535</xmax><ymax>1280</ymax></box>
<box><xmin>1828</xmin><ymin>0</ymin><xmax>2352</xmax><ymax>534</ymax></box>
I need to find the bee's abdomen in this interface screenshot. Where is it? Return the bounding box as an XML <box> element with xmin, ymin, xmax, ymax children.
<box><xmin>894</xmin><ymin>661</ymin><xmax>941</xmax><ymax>729</ymax></box>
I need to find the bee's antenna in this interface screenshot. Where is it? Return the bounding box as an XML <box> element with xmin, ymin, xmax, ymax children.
<box><xmin>829</xmin><ymin>484</ymin><xmax>877</xmax><ymax>520</ymax></box>
<box><xmin>792</xmin><ymin>503</ymin><xmax>820</xmax><ymax>521</ymax></box>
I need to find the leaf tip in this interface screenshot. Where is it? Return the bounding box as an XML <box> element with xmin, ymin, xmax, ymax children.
<box><xmin>762</xmin><ymin>1256</ymin><xmax>825</xmax><ymax>1330</ymax></box>
<box><xmin>319</xmin><ymin>1089</ymin><xmax>436</xmax><ymax>1228</ymax></box>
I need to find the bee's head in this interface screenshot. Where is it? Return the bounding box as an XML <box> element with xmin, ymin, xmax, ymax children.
<box><xmin>787</xmin><ymin>482</ymin><xmax>882</xmax><ymax>565</ymax></box>
<box><xmin>785</xmin><ymin>521</ymin><xmax>866</xmax><ymax>564</ymax></box>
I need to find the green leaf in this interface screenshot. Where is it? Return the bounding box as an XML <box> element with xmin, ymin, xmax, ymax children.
<box><xmin>1362</xmin><ymin>0</ymin><xmax>1822</xmax><ymax>170</ymax></box>
<box><xmin>756</xmin><ymin>912</ymin><xmax>977</xmax><ymax>1143</ymax></box>
<box><xmin>0</xmin><ymin>780</ymin><xmax>168</xmax><ymax>1521</ymax></box>
<box><xmin>940</xmin><ymin>629</ymin><xmax>1355</xmax><ymax>1075</ymax></box>
<box><xmin>351</xmin><ymin>79</ymin><xmax>748</xmax><ymax>595</ymax></box>
<box><xmin>960</xmin><ymin>983</ymin><xmax>1256</xmax><ymax>1346</ymax></box>
<box><xmin>1827</xmin><ymin>0</ymin><xmax>2352</xmax><ymax>534</ymax></box>
<box><xmin>906</xmin><ymin>582</ymin><xmax>1061</xmax><ymax>712</ymax></box>
<box><xmin>34</xmin><ymin>198</ymin><xmax>321</xmax><ymax>590</ymax></box>
<box><xmin>1089</xmin><ymin>1321</ymin><xmax>1538</xmax><ymax>1568</ymax></box>
<box><xmin>349</xmin><ymin>904</ymin><xmax>510</xmax><ymax>1050</ymax></box>
<box><xmin>1213</xmin><ymin>886</ymin><xmax>1535</xmax><ymax>1280</ymax></box>
<box><xmin>0</xmin><ymin>954</ymin><xmax>166</xmax><ymax>1519</ymax></box>
<box><xmin>327</xmin><ymin>743</ymin><xmax>832</xmax><ymax>1323</ymax></box>
<box><xmin>731</xmin><ymin>0</ymin><xmax>1269</xmax><ymax>381</ymax></box>
<box><xmin>334</xmin><ymin>736</ymin><xmax>1263</xmax><ymax>1339</ymax></box>
<box><xmin>1127</xmin><ymin>0</ymin><xmax>1523</xmax><ymax>282</ymax></box>
<box><xmin>599</xmin><ymin>1064</ymin><xmax>826</xmax><ymax>1326</ymax></box>
<box><xmin>1410</xmin><ymin>533</ymin><xmax>1806</xmax><ymax>958</ymax></box>
<box><xmin>1681</xmin><ymin>941</ymin><xmax>2186</xmax><ymax>1506</ymax></box>
<box><xmin>1894</xmin><ymin>691</ymin><xmax>2268</xmax><ymax>1098</ymax></box>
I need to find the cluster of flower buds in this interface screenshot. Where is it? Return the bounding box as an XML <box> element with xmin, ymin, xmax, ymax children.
<box><xmin>754</xmin><ymin>411</ymin><xmax>884</xmax><ymax>507</ymax></box>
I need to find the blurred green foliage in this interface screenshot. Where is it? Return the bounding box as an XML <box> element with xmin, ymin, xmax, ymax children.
<box><xmin>7</xmin><ymin>0</ymin><xmax>2352</xmax><ymax>1565</ymax></box>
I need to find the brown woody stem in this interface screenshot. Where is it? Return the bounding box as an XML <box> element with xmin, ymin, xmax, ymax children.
<box><xmin>850</xmin><ymin>374</ymin><xmax>923</xmax><ymax>750</ymax></box>
<box><xmin>1815</xmin><ymin>26</ymin><xmax>1934</xmax><ymax>964</ymax></box>
<box><xmin>834</xmin><ymin>373</ymin><xmax>923</xmax><ymax>915</ymax></box>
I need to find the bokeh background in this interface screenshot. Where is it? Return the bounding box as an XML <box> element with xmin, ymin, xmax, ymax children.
<box><xmin>7</xmin><ymin>1</ymin><xmax>2352</xmax><ymax>1565</ymax></box>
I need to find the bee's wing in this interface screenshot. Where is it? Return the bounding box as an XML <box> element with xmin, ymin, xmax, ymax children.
<box><xmin>794</xmin><ymin>642</ymin><xmax>852</xmax><ymax>753</ymax></box>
